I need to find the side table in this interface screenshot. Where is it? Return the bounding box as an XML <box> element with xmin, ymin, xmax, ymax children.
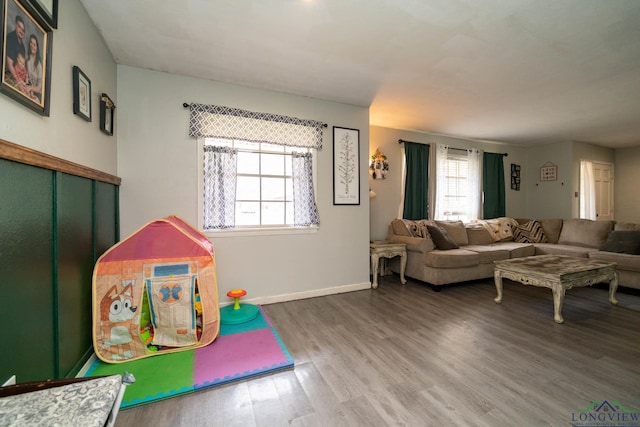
<box><xmin>370</xmin><ymin>241</ymin><xmax>407</xmax><ymax>289</ymax></box>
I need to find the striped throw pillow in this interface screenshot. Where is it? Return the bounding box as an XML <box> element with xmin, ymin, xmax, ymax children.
<box><xmin>513</xmin><ymin>220</ymin><xmax>548</xmax><ymax>243</ymax></box>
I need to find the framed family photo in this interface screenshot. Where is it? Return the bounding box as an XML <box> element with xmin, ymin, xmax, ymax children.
<box><xmin>72</xmin><ymin>65</ymin><xmax>91</xmax><ymax>121</ymax></box>
<box><xmin>333</xmin><ymin>126</ymin><xmax>360</xmax><ymax>205</ymax></box>
<box><xmin>100</xmin><ymin>93</ymin><xmax>115</xmax><ymax>135</ymax></box>
<box><xmin>29</xmin><ymin>0</ymin><xmax>57</xmax><ymax>29</ymax></box>
<box><xmin>0</xmin><ymin>0</ymin><xmax>52</xmax><ymax>116</ymax></box>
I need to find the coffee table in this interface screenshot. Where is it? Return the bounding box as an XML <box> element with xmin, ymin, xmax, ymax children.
<box><xmin>493</xmin><ymin>255</ymin><xmax>618</xmax><ymax>323</ymax></box>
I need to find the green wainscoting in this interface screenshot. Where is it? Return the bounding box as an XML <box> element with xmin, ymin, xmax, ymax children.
<box><xmin>0</xmin><ymin>140</ymin><xmax>120</xmax><ymax>382</ymax></box>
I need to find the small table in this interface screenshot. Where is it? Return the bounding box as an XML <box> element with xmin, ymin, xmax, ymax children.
<box><xmin>370</xmin><ymin>241</ymin><xmax>407</xmax><ymax>289</ymax></box>
<box><xmin>494</xmin><ymin>255</ymin><xmax>618</xmax><ymax>324</ymax></box>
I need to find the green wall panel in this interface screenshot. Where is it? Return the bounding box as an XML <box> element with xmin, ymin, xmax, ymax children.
<box><xmin>56</xmin><ymin>173</ymin><xmax>94</xmax><ymax>378</ymax></box>
<box><xmin>95</xmin><ymin>181</ymin><xmax>118</xmax><ymax>257</ymax></box>
<box><xmin>0</xmin><ymin>159</ymin><xmax>55</xmax><ymax>382</ymax></box>
<box><xmin>0</xmin><ymin>155</ymin><xmax>119</xmax><ymax>383</ymax></box>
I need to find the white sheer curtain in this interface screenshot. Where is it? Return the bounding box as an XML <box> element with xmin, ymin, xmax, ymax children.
<box><xmin>292</xmin><ymin>152</ymin><xmax>320</xmax><ymax>226</ymax></box>
<box><xmin>203</xmin><ymin>146</ymin><xmax>238</xmax><ymax>229</ymax></box>
<box><xmin>580</xmin><ymin>160</ymin><xmax>596</xmax><ymax>220</ymax></box>
<box><xmin>467</xmin><ymin>148</ymin><xmax>482</xmax><ymax>221</ymax></box>
<box><xmin>397</xmin><ymin>144</ymin><xmax>406</xmax><ymax>218</ymax></box>
<box><xmin>435</xmin><ymin>145</ymin><xmax>481</xmax><ymax>222</ymax></box>
<box><xmin>435</xmin><ymin>145</ymin><xmax>449</xmax><ymax>220</ymax></box>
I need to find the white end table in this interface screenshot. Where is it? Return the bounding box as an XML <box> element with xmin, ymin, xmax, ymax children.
<box><xmin>370</xmin><ymin>241</ymin><xmax>407</xmax><ymax>289</ymax></box>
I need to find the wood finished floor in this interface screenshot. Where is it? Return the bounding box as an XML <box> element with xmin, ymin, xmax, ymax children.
<box><xmin>115</xmin><ymin>276</ymin><xmax>640</xmax><ymax>427</ymax></box>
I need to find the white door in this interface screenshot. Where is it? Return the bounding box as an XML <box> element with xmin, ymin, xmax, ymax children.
<box><xmin>593</xmin><ymin>162</ymin><xmax>614</xmax><ymax>221</ymax></box>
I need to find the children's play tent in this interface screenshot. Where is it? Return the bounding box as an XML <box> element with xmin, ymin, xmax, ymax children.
<box><xmin>92</xmin><ymin>215</ymin><xmax>219</xmax><ymax>363</ymax></box>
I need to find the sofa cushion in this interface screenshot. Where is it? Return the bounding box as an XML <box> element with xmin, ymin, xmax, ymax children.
<box><xmin>435</xmin><ymin>220</ymin><xmax>468</xmax><ymax>246</ymax></box>
<box><xmin>534</xmin><ymin>243</ymin><xmax>593</xmax><ymax>257</ymax></box>
<box><xmin>539</xmin><ymin>219</ymin><xmax>564</xmax><ymax>244</ymax></box>
<box><xmin>614</xmin><ymin>222</ymin><xmax>640</xmax><ymax>231</ymax></box>
<box><xmin>558</xmin><ymin>219</ymin><xmax>613</xmax><ymax>248</ymax></box>
<box><xmin>599</xmin><ymin>230</ymin><xmax>640</xmax><ymax>255</ymax></box>
<box><xmin>464</xmin><ymin>245</ymin><xmax>510</xmax><ymax>263</ymax></box>
<box><xmin>481</xmin><ymin>217</ymin><xmax>515</xmax><ymax>242</ymax></box>
<box><xmin>589</xmin><ymin>251</ymin><xmax>640</xmax><ymax>273</ymax></box>
<box><xmin>426</xmin><ymin>225</ymin><xmax>458</xmax><ymax>250</ymax></box>
<box><xmin>492</xmin><ymin>242</ymin><xmax>536</xmax><ymax>258</ymax></box>
<box><xmin>387</xmin><ymin>234</ymin><xmax>436</xmax><ymax>253</ymax></box>
<box><xmin>513</xmin><ymin>220</ymin><xmax>548</xmax><ymax>243</ymax></box>
<box><xmin>425</xmin><ymin>249</ymin><xmax>480</xmax><ymax>268</ymax></box>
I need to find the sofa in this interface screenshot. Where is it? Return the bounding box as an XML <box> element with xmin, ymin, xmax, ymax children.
<box><xmin>386</xmin><ymin>217</ymin><xmax>640</xmax><ymax>290</ymax></box>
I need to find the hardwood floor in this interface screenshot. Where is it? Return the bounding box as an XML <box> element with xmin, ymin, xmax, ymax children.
<box><xmin>115</xmin><ymin>276</ymin><xmax>640</xmax><ymax>426</ymax></box>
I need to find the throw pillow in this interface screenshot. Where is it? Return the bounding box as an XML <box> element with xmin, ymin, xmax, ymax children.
<box><xmin>599</xmin><ymin>230</ymin><xmax>640</xmax><ymax>255</ymax></box>
<box><xmin>426</xmin><ymin>224</ymin><xmax>459</xmax><ymax>250</ymax></box>
<box><xmin>435</xmin><ymin>220</ymin><xmax>468</xmax><ymax>246</ymax></box>
<box><xmin>391</xmin><ymin>219</ymin><xmax>413</xmax><ymax>237</ymax></box>
<box><xmin>481</xmin><ymin>217</ymin><xmax>515</xmax><ymax>242</ymax></box>
<box><xmin>513</xmin><ymin>220</ymin><xmax>548</xmax><ymax>243</ymax></box>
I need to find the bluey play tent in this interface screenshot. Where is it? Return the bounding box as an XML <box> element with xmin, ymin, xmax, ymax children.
<box><xmin>92</xmin><ymin>215</ymin><xmax>219</xmax><ymax>363</ymax></box>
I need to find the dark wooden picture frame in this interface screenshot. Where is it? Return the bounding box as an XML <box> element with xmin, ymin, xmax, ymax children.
<box><xmin>99</xmin><ymin>93</ymin><xmax>115</xmax><ymax>135</ymax></box>
<box><xmin>28</xmin><ymin>0</ymin><xmax>56</xmax><ymax>29</ymax></box>
<box><xmin>0</xmin><ymin>0</ymin><xmax>52</xmax><ymax>116</ymax></box>
<box><xmin>72</xmin><ymin>65</ymin><xmax>91</xmax><ymax>121</ymax></box>
<box><xmin>333</xmin><ymin>126</ymin><xmax>360</xmax><ymax>205</ymax></box>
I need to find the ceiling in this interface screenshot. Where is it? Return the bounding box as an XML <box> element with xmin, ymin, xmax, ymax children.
<box><xmin>80</xmin><ymin>0</ymin><xmax>640</xmax><ymax>148</ymax></box>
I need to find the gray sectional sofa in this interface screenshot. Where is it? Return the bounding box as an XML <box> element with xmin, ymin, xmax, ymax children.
<box><xmin>386</xmin><ymin>218</ymin><xmax>640</xmax><ymax>290</ymax></box>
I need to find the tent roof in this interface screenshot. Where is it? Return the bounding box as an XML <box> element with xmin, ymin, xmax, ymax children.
<box><xmin>100</xmin><ymin>216</ymin><xmax>213</xmax><ymax>262</ymax></box>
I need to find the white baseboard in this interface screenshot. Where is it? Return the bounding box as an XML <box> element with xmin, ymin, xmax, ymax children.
<box><xmin>77</xmin><ymin>354</ymin><xmax>98</xmax><ymax>378</ymax></box>
<box><xmin>234</xmin><ymin>282</ymin><xmax>373</xmax><ymax>306</ymax></box>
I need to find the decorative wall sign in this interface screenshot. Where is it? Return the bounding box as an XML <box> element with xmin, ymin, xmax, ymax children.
<box><xmin>99</xmin><ymin>93</ymin><xmax>115</xmax><ymax>135</ymax></box>
<box><xmin>333</xmin><ymin>126</ymin><xmax>360</xmax><ymax>205</ymax></box>
<box><xmin>540</xmin><ymin>161</ymin><xmax>558</xmax><ymax>181</ymax></box>
<box><xmin>72</xmin><ymin>65</ymin><xmax>91</xmax><ymax>121</ymax></box>
<box><xmin>369</xmin><ymin>148</ymin><xmax>388</xmax><ymax>180</ymax></box>
<box><xmin>0</xmin><ymin>0</ymin><xmax>53</xmax><ymax>115</ymax></box>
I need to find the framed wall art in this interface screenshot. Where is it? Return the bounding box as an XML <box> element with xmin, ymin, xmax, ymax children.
<box><xmin>333</xmin><ymin>126</ymin><xmax>360</xmax><ymax>205</ymax></box>
<box><xmin>511</xmin><ymin>163</ymin><xmax>521</xmax><ymax>191</ymax></box>
<box><xmin>540</xmin><ymin>161</ymin><xmax>557</xmax><ymax>181</ymax></box>
<box><xmin>0</xmin><ymin>0</ymin><xmax>53</xmax><ymax>116</ymax></box>
<box><xmin>72</xmin><ymin>65</ymin><xmax>91</xmax><ymax>121</ymax></box>
<box><xmin>99</xmin><ymin>93</ymin><xmax>115</xmax><ymax>135</ymax></box>
<box><xmin>28</xmin><ymin>0</ymin><xmax>57</xmax><ymax>29</ymax></box>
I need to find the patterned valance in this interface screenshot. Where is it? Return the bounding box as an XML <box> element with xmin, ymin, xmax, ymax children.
<box><xmin>189</xmin><ymin>103</ymin><xmax>324</xmax><ymax>149</ymax></box>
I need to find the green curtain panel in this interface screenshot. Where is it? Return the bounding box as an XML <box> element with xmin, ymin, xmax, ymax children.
<box><xmin>403</xmin><ymin>142</ymin><xmax>430</xmax><ymax>220</ymax></box>
<box><xmin>483</xmin><ymin>152</ymin><xmax>505</xmax><ymax>219</ymax></box>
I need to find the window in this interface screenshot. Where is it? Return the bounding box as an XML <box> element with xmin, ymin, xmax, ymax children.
<box><xmin>435</xmin><ymin>145</ymin><xmax>481</xmax><ymax>222</ymax></box>
<box><xmin>203</xmin><ymin>138</ymin><xmax>313</xmax><ymax>228</ymax></box>
<box><xmin>441</xmin><ymin>153</ymin><xmax>468</xmax><ymax>220</ymax></box>
<box><xmin>188</xmin><ymin>103</ymin><xmax>324</xmax><ymax>236</ymax></box>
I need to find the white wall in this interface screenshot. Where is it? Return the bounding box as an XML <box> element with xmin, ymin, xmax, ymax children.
<box><xmin>615</xmin><ymin>146</ymin><xmax>640</xmax><ymax>222</ymax></box>
<box><xmin>525</xmin><ymin>142</ymin><xmax>573</xmax><ymax>219</ymax></box>
<box><xmin>117</xmin><ymin>65</ymin><xmax>371</xmax><ymax>303</ymax></box>
<box><xmin>0</xmin><ymin>0</ymin><xmax>117</xmax><ymax>174</ymax></box>
<box><xmin>369</xmin><ymin>126</ymin><xmax>529</xmax><ymax>241</ymax></box>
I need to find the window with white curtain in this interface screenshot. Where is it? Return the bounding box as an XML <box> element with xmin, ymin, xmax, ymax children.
<box><xmin>190</xmin><ymin>103</ymin><xmax>323</xmax><ymax>235</ymax></box>
<box><xmin>202</xmin><ymin>138</ymin><xmax>315</xmax><ymax>228</ymax></box>
<box><xmin>435</xmin><ymin>145</ymin><xmax>481</xmax><ymax>222</ymax></box>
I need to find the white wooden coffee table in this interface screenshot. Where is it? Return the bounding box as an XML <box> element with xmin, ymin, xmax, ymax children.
<box><xmin>370</xmin><ymin>241</ymin><xmax>407</xmax><ymax>289</ymax></box>
<box><xmin>494</xmin><ymin>255</ymin><xmax>618</xmax><ymax>323</ymax></box>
